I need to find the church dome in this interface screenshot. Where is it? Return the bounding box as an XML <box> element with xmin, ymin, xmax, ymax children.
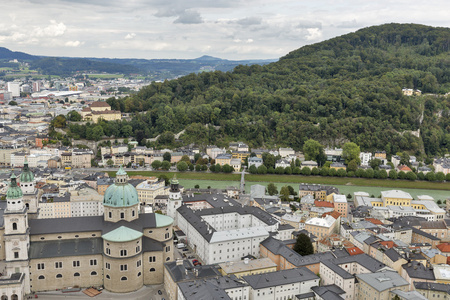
<box><xmin>6</xmin><ymin>174</ymin><xmax>23</xmax><ymax>199</ymax></box>
<box><xmin>19</xmin><ymin>159</ymin><xmax>34</xmax><ymax>183</ymax></box>
<box><xmin>103</xmin><ymin>166</ymin><xmax>139</xmax><ymax>207</ymax></box>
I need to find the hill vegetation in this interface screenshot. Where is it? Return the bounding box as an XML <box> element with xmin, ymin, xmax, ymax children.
<box><xmin>61</xmin><ymin>24</ymin><xmax>450</xmax><ymax>159</ymax></box>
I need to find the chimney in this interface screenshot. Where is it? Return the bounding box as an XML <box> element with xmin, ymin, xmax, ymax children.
<box><xmin>176</xmin><ymin>259</ymin><xmax>183</xmax><ymax>266</ymax></box>
<box><xmin>244</xmin><ymin>258</ymin><xmax>249</xmax><ymax>265</ymax></box>
<box><xmin>194</xmin><ymin>268</ymin><xmax>198</xmax><ymax>277</ymax></box>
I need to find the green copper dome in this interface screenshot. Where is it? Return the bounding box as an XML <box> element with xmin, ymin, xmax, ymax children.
<box><xmin>6</xmin><ymin>174</ymin><xmax>23</xmax><ymax>199</ymax></box>
<box><xmin>103</xmin><ymin>167</ymin><xmax>139</xmax><ymax>207</ymax></box>
<box><xmin>19</xmin><ymin>158</ymin><xmax>34</xmax><ymax>183</ymax></box>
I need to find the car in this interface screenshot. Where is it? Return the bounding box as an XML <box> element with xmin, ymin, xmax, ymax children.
<box><xmin>193</xmin><ymin>262</ymin><xmax>202</xmax><ymax>266</ymax></box>
<box><xmin>192</xmin><ymin>259</ymin><xmax>198</xmax><ymax>263</ymax></box>
<box><xmin>158</xmin><ymin>290</ymin><xmax>162</xmax><ymax>295</ymax></box>
<box><xmin>183</xmin><ymin>248</ymin><xmax>189</xmax><ymax>251</ymax></box>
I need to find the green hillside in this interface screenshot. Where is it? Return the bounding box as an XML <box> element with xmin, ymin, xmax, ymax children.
<box><xmin>68</xmin><ymin>24</ymin><xmax>450</xmax><ymax>157</ymax></box>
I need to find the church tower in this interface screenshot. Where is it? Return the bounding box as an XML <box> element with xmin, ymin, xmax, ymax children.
<box><xmin>3</xmin><ymin>173</ymin><xmax>31</xmax><ymax>293</ymax></box>
<box><xmin>167</xmin><ymin>175</ymin><xmax>182</xmax><ymax>225</ymax></box>
<box><xmin>19</xmin><ymin>157</ymin><xmax>38</xmax><ymax>216</ymax></box>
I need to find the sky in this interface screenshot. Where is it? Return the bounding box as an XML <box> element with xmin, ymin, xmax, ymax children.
<box><xmin>0</xmin><ymin>0</ymin><xmax>449</xmax><ymax>60</ymax></box>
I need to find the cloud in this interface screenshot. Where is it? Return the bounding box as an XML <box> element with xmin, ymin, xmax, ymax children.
<box><xmin>337</xmin><ymin>19</ymin><xmax>359</xmax><ymax>28</ymax></box>
<box><xmin>305</xmin><ymin>28</ymin><xmax>322</xmax><ymax>41</ymax></box>
<box><xmin>34</xmin><ymin>20</ymin><xmax>66</xmax><ymax>37</ymax></box>
<box><xmin>125</xmin><ymin>33</ymin><xmax>136</xmax><ymax>39</ymax></box>
<box><xmin>174</xmin><ymin>10</ymin><xmax>203</xmax><ymax>24</ymax></box>
<box><xmin>64</xmin><ymin>40</ymin><xmax>83</xmax><ymax>47</ymax></box>
<box><xmin>236</xmin><ymin>17</ymin><xmax>262</xmax><ymax>27</ymax></box>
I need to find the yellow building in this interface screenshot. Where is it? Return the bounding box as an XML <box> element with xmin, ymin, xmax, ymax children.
<box><xmin>381</xmin><ymin>190</ymin><xmax>413</xmax><ymax>206</ymax></box>
<box><xmin>219</xmin><ymin>258</ymin><xmax>277</xmax><ymax>278</ymax></box>
<box><xmin>215</xmin><ymin>153</ymin><xmax>232</xmax><ymax>166</ymax></box>
<box><xmin>81</xmin><ymin>101</ymin><xmax>121</xmax><ymax>123</ymax></box>
<box><xmin>232</xmin><ymin>151</ymin><xmax>250</xmax><ymax>163</ymax></box>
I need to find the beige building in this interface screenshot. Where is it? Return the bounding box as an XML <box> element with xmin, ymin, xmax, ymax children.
<box><xmin>136</xmin><ymin>177</ymin><xmax>167</xmax><ymax>206</ymax></box>
<box><xmin>81</xmin><ymin>101</ymin><xmax>121</xmax><ymax>123</ymax></box>
<box><xmin>0</xmin><ymin>166</ymin><xmax>174</xmax><ymax>297</ymax></box>
<box><xmin>356</xmin><ymin>271</ymin><xmax>409</xmax><ymax>300</ymax></box>
<box><xmin>304</xmin><ymin>215</ymin><xmax>337</xmax><ymax>239</ymax></box>
<box><xmin>219</xmin><ymin>258</ymin><xmax>277</xmax><ymax>278</ymax></box>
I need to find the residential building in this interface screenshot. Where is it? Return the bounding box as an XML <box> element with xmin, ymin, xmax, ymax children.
<box><xmin>356</xmin><ymin>270</ymin><xmax>409</xmax><ymax>300</ymax></box>
<box><xmin>360</xmin><ymin>152</ymin><xmax>372</xmax><ymax>166</ymax></box>
<box><xmin>219</xmin><ymin>257</ymin><xmax>277</xmax><ymax>278</ymax></box>
<box><xmin>215</xmin><ymin>153</ymin><xmax>232</xmax><ymax>166</ymax></box>
<box><xmin>248</xmin><ymin>157</ymin><xmax>263</xmax><ymax>168</ymax></box>
<box><xmin>136</xmin><ymin>178</ymin><xmax>167</xmax><ymax>206</ymax></box>
<box><xmin>278</xmin><ymin>147</ymin><xmax>295</xmax><ymax>158</ymax></box>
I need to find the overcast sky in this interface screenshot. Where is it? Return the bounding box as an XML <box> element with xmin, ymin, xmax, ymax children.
<box><xmin>1</xmin><ymin>0</ymin><xmax>449</xmax><ymax>60</ymax></box>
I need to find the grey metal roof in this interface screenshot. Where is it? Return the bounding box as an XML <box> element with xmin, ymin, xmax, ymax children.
<box><xmin>243</xmin><ymin>267</ymin><xmax>318</xmax><ymax>289</ymax></box>
<box><xmin>312</xmin><ymin>285</ymin><xmax>345</xmax><ymax>300</ymax></box>
<box><xmin>401</xmin><ymin>261</ymin><xmax>435</xmax><ymax>280</ymax></box>
<box><xmin>28</xmin><ymin>213</ymin><xmax>159</xmax><ymax>236</ymax></box>
<box><xmin>178</xmin><ymin>280</ymin><xmax>231</xmax><ymax>300</ymax></box>
<box><xmin>29</xmin><ymin>238</ymin><xmax>103</xmax><ymax>259</ymax></box>
<box><xmin>411</xmin><ymin>227</ymin><xmax>440</xmax><ymax>240</ymax></box>
<box><xmin>384</xmin><ymin>248</ymin><xmax>403</xmax><ymax>262</ymax></box>
<box><xmin>356</xmin><ymin>270</ymin><xmax>409</xmax><ymax>292</ymax></box>
<box><xmin>414</xmin><ymin>281</ymin><xmax>450</xmax><ymax>294</ymax></box>
<box><xmin>164</xmin><ymin>260</ymin><xmax>221</xmax><ymax>283</ymax></box>
<box><xmin>142</xmin><ymin>236</ymin><xmax>164</xmax><ymax>252</ymax></box>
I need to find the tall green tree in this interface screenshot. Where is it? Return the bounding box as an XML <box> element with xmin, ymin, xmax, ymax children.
<box><xmin>293</xmin><ymin>234</ymin><xmax>314</xmax><ymax>256</ymax></box>
<box><xmin>267</xmin><ymin>183</ymin><xmax>278</xmax><ymax>196</ymax></box>
<box><xmin>343</xmin><ymin>142</ymin><xmax>360</xmax><ymax>164</ymax></box>
<box><xmin>303</xmin><ymin>139</ymin><xmax>324</xmax><ymax>162</ymax></box>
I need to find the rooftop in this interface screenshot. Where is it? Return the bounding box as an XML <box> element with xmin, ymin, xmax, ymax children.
<box><xmin>356</xmin><ymin>270</ymin><xmax>409</xmax><ymax>292</ymax></box>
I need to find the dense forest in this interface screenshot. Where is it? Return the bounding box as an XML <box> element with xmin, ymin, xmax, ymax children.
<box><xmin>64</xmin><ymin>24</ymin><xmax>450</xmax><ymax>158</ymax></box>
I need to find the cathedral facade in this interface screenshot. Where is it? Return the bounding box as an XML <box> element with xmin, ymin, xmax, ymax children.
<box><xmin>0</xmin><ymin>166</ymin><xmax>174</xmax><ymax>299</ymax></box>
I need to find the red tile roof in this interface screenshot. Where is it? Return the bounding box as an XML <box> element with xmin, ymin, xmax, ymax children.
<box><xmin>90</xmin><ymin>101</ymin><xmax>110</xmax><ymax>108</ymax></box>
<box><xmin>322</xmin><ymin>210</ymin><xmax>341</xmax><ymax>220</ymax></box>
<box><xmin>397</xmin><ymin>165</ymin><xmax>412</xmax><ymax>172</ymax></box>
<box><xmin>437</xmin><ymin>243</ymin><xmax>450</xmax><ymax>253</ymax></box>
<box><xmin>346</xmin><ymin>247</ymin><xmax>364</xmax><ymax>256</ymax></box>
<box><xmin>314</xmin><ymin>200</ymin><xmax>334</xmax><ymax>208</ymax></box>
<box><xmin>365</xmin><ymin>218</ymin><xmax>384</xmax><ymax>225</ymax></box>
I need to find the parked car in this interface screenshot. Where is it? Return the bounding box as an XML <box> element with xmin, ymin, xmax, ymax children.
<box><xmin>183</xmin><ymin>248</ymin><xmax>189</xmax><ymax>251</ymax></box>
<box><xmin>192</xmin><ymin>259</ymin><xmax>198</xmax><ymax>263</ymax></box>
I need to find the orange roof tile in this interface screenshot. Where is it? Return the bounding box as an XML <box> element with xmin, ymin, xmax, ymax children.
<box><xmin>322</xmin><ymin>210</ymin><xmax>341</xmax><ymax>219</ymax></box>
<box><xmin>346</xmin><ymin>247</ymin><xmax>364</xmax><ymax>256</ymax></box>
<box><xmin>397</xmin><ymin>165</ymin><xmax>412</xmax><ymax>172</ymax></box>
<box><xmin>365</xmin><ymin>218</ymin><xmax>384</xmax><ymax>225</ymax></box>
<box><xmin>437</xmin><ymin>243</ymin><xmax>450</xmax><ymax>253</ymax></box>
<box><xmin>315</xmin><ymin>200</ymin><xmax>334</xmax><ymax>208</ymax></box>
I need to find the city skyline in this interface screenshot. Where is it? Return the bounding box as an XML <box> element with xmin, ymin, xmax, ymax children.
<box><xmin>0</xmin><ymin>0</ymin><xmax>449</xmax><ymax>60</ymax></box>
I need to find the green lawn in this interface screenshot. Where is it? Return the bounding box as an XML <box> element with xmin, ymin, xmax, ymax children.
<box><xmin>112</xmin><ymin>171</ymin><xmax>450</xmax><ymax>191</ymax></box>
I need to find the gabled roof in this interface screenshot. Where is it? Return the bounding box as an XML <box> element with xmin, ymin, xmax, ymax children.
<box><xmin>102</xmin><ymin>226</ymin><xmax>143</xmax><ymax>242</ymax></box>
<box><xmin>243</xmin><ymin>267</ymin><xmax>318</xmax><ymax>289</ymax></box>
<box><xmin>346</xmin><ymin>247</ymin><xmax>364</xmax><ymax>256</ymax></box>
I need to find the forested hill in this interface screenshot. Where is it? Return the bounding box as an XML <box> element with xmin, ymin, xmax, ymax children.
<box><xmin>102</xmin><ymin>23</ymin><xmax>450</xmax><ymax>157</ymax></box>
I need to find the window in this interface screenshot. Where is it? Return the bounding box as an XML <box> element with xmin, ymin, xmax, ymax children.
<box><xmin>120</xmin><ymin>250</ymin><xmax>127</xmax><ymax>256</ymax></box>
<box><xmin>106</xmin><ymin>248</ymin><xmax>111</xmax><ymax>255</ymax></box>
<box><xmin>56</xmin><ymin>274</ymin><xmax>62</xmax><ymax>278</ymax></box>
<box><xmin>149</xmin><ymin>256</ymin><xmax>156</xmax><ymax>263</ymax></box>
<box><xmin>150</xmin><ymin>268</ymin><xmax>156</xmax><ymax>272</ymax></box>
<box><xmin>73</xmin><ymin>261</ymin><xmax>80</xmax><ymax>267</ymax></box>
<box><xmin>132</xmin><ymin>210</ymin><xmax>135</xmax><ymax>217</ymax></box>
<box><xmin>14</xmin><ymin>252</ymin><xmax>19</xmax><ymax>259</ymax></box>
<box><xmin>165</xmin><ymin>246</ymin><xmax>170</xmax><ymax>252</ymax></box>
<box><xmin>55</xmin><ymin>262</ymin><xmax>62</xmax><ymax>269</ymax></box>
<box><xmin>120</xmin><ymin>264</ymin><xmax>128</xmax><ymax>271</ymax></box>
<box><xmin>120</xmin><ymin>212</ymin><xmax>125</xmax><ymax>219</ymax></box>
<box><xmin>121</xmin><ymin>276</ymin><xmax>127</xmax><ymax>281</ymax></box>
<box><xmin>137</xmin><ymin>272</ymin><xmax>141</xmax><ymax>277</ymax></box>
<box><xmin>91</xmin><ymin>271</ymin><xmax>97</xmax><ymax>276</ymax></box>
<box><xmin>108</xmin><ymin>212</ymin><xmax>112</xmax><ymax>218</ymax></box>
<box><xmin>37</xmin><ymin>263</ymin><xmax>44</xmax><ymax>270</ymax></box>
<box><xmin>106</xmin><ymin>262</ymin><xmax>110</xmax><ymax>269</ymax></box>
<box><xmin>106</xmin><ymin>274</ymin><xmax>110</xmax><ymax>279</ymax></box>
<box><xmin>137</xmin><ymin>260</ymin><xmax>141</xmax><ymax>267</ymax></box>
<box><xmin>38</xmin><ymin>275</ymin><xmax>45</xmax><ymax>280</ymax></box>
<box><xmin>165</xmin><ymin>233</ymin><xmax>170</xmax><ymax>239</ymax></box>
<box><xmin>166</xmin><ymin>257</ymin><xmax>170</xmax><ymax>261</ymax></box>
<box><xmin>74</xmin><ymin>272</ymin><xmax>80</xmax><ymax>277</ymax></box>
<box><xmin>12</xmin><ymin>223</ymin><xmax>17</xmax><ymax>230</ymax></box>
<box><xmin>90</xmin><ymin>259</ymin><xmax>97</xmax><ymax>266</ymax></box>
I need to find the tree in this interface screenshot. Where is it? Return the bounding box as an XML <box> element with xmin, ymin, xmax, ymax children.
<box><xmin>347</xmin><ymin>193</ymin><xmax>352</xmax><ymax>199</ymax></box>
<box><xmin>311</xmin><ymin>167</ymin><xmax>319</xmax><ymax>175</ymax></box>
<box><xmin>158</xmin><ymin>175</ymin><xmax>170</xmax><ymax>185</ymax></box>
<box><xmin>425</xmin><ymin>172</ymin><xmax>436</xmax><ymax>181</ymax></box>
<box><xmin>8</xmin><ymin>101</ymin><xmax>17</xmax><ymax>106</ymax></box>
<box><xmin>222</xmin><ymin>164</ymin><xmax>234</xmax><ymax>173</ymax></box>
<box><xmin>287</xmin><ymin>186</ymin><xmax>296</xmax><ymax>196</ymax></box>
<box><xmin>194</xmin><ymin>184</ymin><xmax>200</xmax><ymax>188</ymax></box>
<box><xmin>379</xmin><ymin>169</ymin><xmax>388</xmax><ymax>179</ymax></box>
<box><xmin>436</xmin><ymin>172</ymin><xmax>445</xmax><ymax>182</ymax></box>
<box><xmin>163</xmin><ymin>152</ymin><xmax>171</xmax><ymax>162</ymax></box>
<box><xmin>67</xmin><ymin>110</ymin><xmax>82</xmax><ymax>121</ymax></box>
<box><xmin>195</xmin><ymin>164</ymin><xmax>202</xmax><ymax>171</ymax></box>
<box><xmin>337</xmin><ymin>169</ymin><xmax>347</xmax><ymax>177</ymax></box>
<box><xmin>437</xmin><ymin>200</ymin><xmax>442</xmax><ymax>205</ymax></box>
<box><xmin>51</xmin><ymin>115</ymin><xmax>67</xmax><ymax>128</ymax></box>
<box><xmin>301</xmin><ymin>167</ymin><xmax>311</xmax><ymax>175</ymax></box>
<box><xmin>355</xmin><ymin>168</ymin><xmax>365</xmax><ymax>177</ymax></box>
<box><xmin>106</xmin><ymin>159</ymin><xmax>114</xmax><ymax>166</ymax></box>
<box><xmin>151</xmin><ymin>160</ymin><xmax>162</xmax><ymax>170</ymax></box>
<box><xmin>181</xmin><ymin>155</ymin><xmax>190</xmax><ymax>162</ymax></box>
<box><xmin>257</xmin><ymin>165</ymin><xmax>267</xmax><ymax>174</ymax></box>
<box><xmin>275</xmin><ymin>167</ymin><xmax>285</xmax><ymax>174</ymax></box>
<box><xmin>161</xmin><ymin>161</ymin><xmax>171</xmax><ymax>170</ymax></box>
<box><xmin>280</xmin><ymin>186</ymin><xmax>290</xmax><ymax>201</ymax></box>
<box><xmin>293</xmin><ymin>234</ymin><xmax>314</xmax><ymax>256</ymax></box>
<box><xmin>262</xmin><ymin>153</ymin><xmax>276</xmax><ymax>169</ymax></box>
<box><xmin>369</xmin><ymin>158</ymin><xmax>382</xmax><ymax>170</ymax></box>
<box><xmin>347</xmin><ymin>160</ymin><xmax>358</xmax><ymax>172</ymax></box>
<box><xmin>248</xmin><ymin>165</ymin><xmax>257</xmax><ymax>174</ymax></box>
<box><xmin>157</xmin><ymin>131</ymin><xmax>175</xmax><ymax>145</ymax></box>
<box><xmin>267</xmin><ymin>183</ymin><xmax>278</xmax><ymax>196</ymax></box>
<box><xmin>389</xmin><ymin>170</ymin><xmax>398</xmax><ymax>179</ymax></box>
<box><xmin>177</xmin><ymin>161</ymin><xmax>188</xmax><ymax>172</ymax></box>
<box><xmin>285</xmin><ymin>166</ymin><xmax>292</xmax><ymax>175</ymax></box>
<box><xmin>406</xmin><ymin>171</ymin><xmax>417</xmax><ymax>181</ymax></box>
<box><xmin>343</xmin><ymin>142</ymin><xmax>360</xmax><ymax>164</ymax></box>
<box><xmin>303</xmin><ymin>139</ymin><xmax>324</xmax><ymax>162</ymax></box>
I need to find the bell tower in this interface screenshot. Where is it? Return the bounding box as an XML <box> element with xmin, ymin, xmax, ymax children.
<box><xmin>167</xmin><ymin>175</ymin><xmax>182</xmax><ymax>225</ymax></box>
<box><xmin>3</xmin><ymin>173</ymin><xmax>31</xmax><ymax>293</ymax></box>
<box><xmin>19</xmin><ymin>156</ymin><xmax>38</xmax><ymax>216</ymax></box>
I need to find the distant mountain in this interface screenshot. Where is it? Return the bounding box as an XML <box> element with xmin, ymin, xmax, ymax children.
<box><xmin>0</xmin><ymin>47</ymin><xmax>37</xmax><ymax>61</ymax></box>
<box><xmin>0</xmin><ymin>47</ymin><xmax>277</xmax><ymax>79</ymax></box>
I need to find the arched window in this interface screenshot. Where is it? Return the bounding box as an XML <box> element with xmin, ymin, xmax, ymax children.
<box><xmin>121</xmin><ymin>276</ymin><xmax>127</xmax><ymax>281</ymax></box>
<box><xmin>74</xmin><ymin>272</ymin><xmax>80</xmax><ymax>277</ymax></box>
<box><xmin>137</xmin><ymin>272</ymin><xmax>141</xmax><ymax>277</ymax></box>
<box><xmin>91</xmin><ymin>271</ymin><xmax>97</xmax><ymax>276</ymax></box>
<box><xmin>106</xmin><ymin>274</ymin><xmax>110</xmax><ymax>279</ymax></box>
<box><xmin>25</xmin><ymin>203</ymin><xmax>29</xmax><ymax>208</ymax></box>
<box><xmin>38</xmin><ymin>275</ymin><xmax>45</xmax><ymax>280</ymax></box>
<box><xmin>120</xmin><ymin>212</ymin><xmax>124</xmax><ymax>219</ymax></box>
<box><xmin>56</xmin><ymin>274</ymin><xmax>62</xmax><ymax>278</ymax></box>
<box><xmin>150</xmin><ymin>268</ymin><xmax>156</xmax><ymax>272</ymax></box>
<box><xmin>132</xmin><ymin>210</ymin><xmax>135</xmax><ymax>217</ymax></box>
<box><xmin>108</xmin><ymin>212</ymin><xmax>112</xmax><ymax>218</ymax></box>
<box><xmin>12</xmin><ymin>223</ymin><xmax>17</xmax><ymax>230</ymax></box>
